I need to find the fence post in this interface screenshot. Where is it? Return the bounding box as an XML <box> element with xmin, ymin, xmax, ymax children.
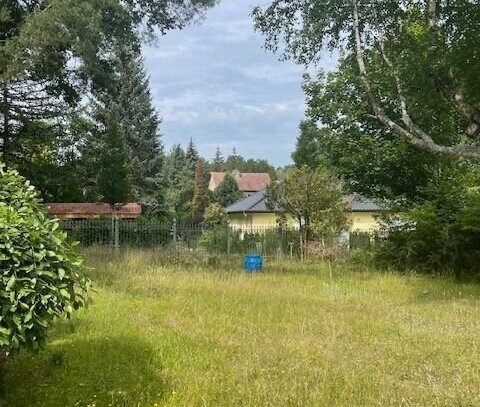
<box><xmin>172</xmin><ymin>218</ymin><xmax>177</xmax><ymax>255</ymax></box>
<box><xmin>114</xmin><ymin>217</ymin><xmax>120</xmax><ymax>255</ymax></box>
<box><xmin>278</xmin><ymin>226</ymin><xmax>284</xmax><ymax>260</ymax></box>
<box><xmin>227</xmin><ymin>225</ymin><xmax>231</xmax><ymax>257</ymax></box>
<box><xmin>111</xmin><ymin>216</ymin><xmax>115</xmax><ymax>247</ymax></box>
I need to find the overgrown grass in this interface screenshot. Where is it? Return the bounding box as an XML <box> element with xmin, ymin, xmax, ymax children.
<box><xmin>2</xmin><ymin>248</ymin><xmax>480</xmax><ymax>406</ymax></box>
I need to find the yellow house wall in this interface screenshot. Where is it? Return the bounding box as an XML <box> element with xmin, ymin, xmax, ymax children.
<box><xmin>346</xmin><ymin>212</ymin><xmax>381</xmax><ymax>232</ymax></box>
<box><xmin>229</xmin><ymin>211</ymin><xmax>381</xmax><ymax>232</ymax></box>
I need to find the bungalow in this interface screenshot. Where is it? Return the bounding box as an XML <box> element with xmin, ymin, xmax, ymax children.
<box><xmin>45</xmin><ymin>203</ymin><xmax>142</xmax><ymax>219</ymax></box>
<box><xmin>209</xmin><ymin>170</ymin><xmax>270</xmax><ymax>196</ymax></box>
<box><xmin>225</xmin><ymin>189</ymin><xmax>384</xmax><ymax>233</ymax></box>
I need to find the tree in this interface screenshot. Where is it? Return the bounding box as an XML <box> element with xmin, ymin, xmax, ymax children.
<box><xmin>91</xmin><ymin>48</ymin><xmax>165</xmax><ymax>213</ymax></box>
<box><xmin>298</xmin><ymin>62</ymin><xmax>450</xmax><ymax>201</ymax></box>
<box><xmin>114</xmin><ymin>49</ymin><xmax>164</xmax><ymax>205</ymax></box>
<box><xmin>0</xmin><ymin>163</ymin><xmax>91</xmax><ymax>356</ymax></box>
<box><xmin>163</xmin><ymin>144</ymin><xmax>195</xmax><ymax>220</ymax></box>
<box><xmin>0</xmin><ymin>0</ymin><xmax>216</xmax><ymax>192</ymax></box>
<box><xmin>212</xmin><ymin>146</ymin><xmax>225</xmax><ymax>171</ymax></box>
<box><xmin>267</xmin><ymin>166</ymin><xmax>347</xmax><ymax>260</ymax></box>
<box><xmin>291</xmin><ymin>121</ymin><xmax>325</xmax><ymax>169</ymax></box>
<box><xmin>221</xmin><ymin>147</ymin><xmax>276</xmax><ymax>177</ymax></box>
<box><xmin>214</xmin><ymin>173</ymin><xmax>241</xmax><ymax>207</ymax></box>
<box><xmin>6</xmin><ymin>115</ymin><xmax>93</xmax><ymax>202</ymax></box>
<box><xmin>225</xmin><ymin>146</ymin><xmax>242</xmax><ymax>171</ymax></box>
<box><xmin>185</xmin><ymin>138</ymin><xmax>199</xmax><ymax>172</ymax></box>
<box><xmin>97</xmin><ymin>107</ymin><xmax>132</xmax><ymax>206</ymax></box>
<box><xmin>253</xmin><ymin>1</ymin><xmax>480</xmax><ymax>159</ymax></box>
<box><xmin>376</xmin><ymin>169</ymin><xmax>480</xmax><ymax>275</ymax></box>
<box><xmin>192</xmin><ymin>159</ymin><xmax>208</xmax><ymax>222</ymax></box>
<box><xmin>203</xmin><ymin>203</ymin><xmax>228</xmax><ymax>227</ymax></box>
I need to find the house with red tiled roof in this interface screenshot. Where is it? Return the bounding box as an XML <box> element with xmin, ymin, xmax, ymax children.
<box><xmin>45</xmin><ymin>203</ymin><xmax>142</xmax><ymax>219</ymax></box>
<box><xmin>208</xmin><ymin>170</ymin><xmax>271</xmax><ymax>196</ymax></box>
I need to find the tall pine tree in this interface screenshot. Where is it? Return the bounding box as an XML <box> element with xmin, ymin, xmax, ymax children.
<box><xmin>97</xmin><ymin>106</ymin><xmax>132</xmax><ymax>206</ymax></box>
<box><xmin>185</xmin><ymin>138</ymin><xmax>199</xmax><ymax>172</ymax></box>
<box><xmin>116</xmin><ymin>50</ymin><xmax>164</xmax><ymax>200</ymax></box>
<box><xmin>212</xmin><ymin>146</ymin><xmax>225</xmax><ymax>171</ymax></box>
<box><xmin>163</xmin><ymin>144</ymin><xmax>194</xmax><ymax>220</ymax></box>
<box><xmin>225</xmin><ymin>146</ymin><xmax>242</xmax><ymax>171</ymax></box>
<box><xmin>192</xmin><ymin>159</ymin><xmax>208</xmax><ymax>222</ymax></box>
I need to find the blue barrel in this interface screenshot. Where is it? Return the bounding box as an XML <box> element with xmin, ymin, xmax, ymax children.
<box><xmin>244</xmin><ymin>254</ymin><xmax>263</xmax><ymax>273</ymax></box>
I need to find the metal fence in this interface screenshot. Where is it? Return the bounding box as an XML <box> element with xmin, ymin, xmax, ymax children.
<box><xmin>59</xmin><ymin>218</ymin><xmax>376</xmax><ymax>259</ymax></box>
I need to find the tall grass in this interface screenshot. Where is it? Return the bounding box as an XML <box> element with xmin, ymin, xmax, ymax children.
<box><xmin>2</xmin><ymin>248</ymin><xmax>480</xmax><ymax>406</ymax></box>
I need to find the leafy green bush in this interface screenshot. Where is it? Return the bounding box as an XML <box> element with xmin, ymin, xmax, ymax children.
<box><xmin>199</xmin><ymin>226</ymin><xmax>229</xmax><ymax>254</ymax></box>
<box><xmin>0</xmin><ymin>164</ymin><xmax>91</xmax><ymax>355</ymax></box>
<box><xmin>375</xmin><ymin>175</ymin><xmax>480</xmax><ymax>275</ymax></box>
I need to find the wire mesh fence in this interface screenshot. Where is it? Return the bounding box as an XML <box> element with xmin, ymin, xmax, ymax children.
<box><xmin>59</xmin><ymin>218</ymin><xmax>378</xmax><ymax>260</ymax></box>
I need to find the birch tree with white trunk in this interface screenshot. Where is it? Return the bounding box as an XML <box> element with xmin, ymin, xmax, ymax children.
<box><xmin>253</xmin><ymin>0</ymin><xmax>480</xmax><ymax>159</ymax></box>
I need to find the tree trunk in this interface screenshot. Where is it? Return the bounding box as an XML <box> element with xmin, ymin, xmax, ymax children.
<box><xmin>2</xmin><ymin>82</ymin><xmax>9</xmax><ymax>157</ymax></box>
<box><xmin>299</xmin><ymin>231</ymin><xmax>303</xmax><ymax>262</ymax></box>
<box><xmin>0</xmin><ymin>348</ymin><xmax>5</xmax><ymax>398</ymax></box>
<box><xmin>299</xmin><ymin>222</ymin><xmax>304</xmax><ymax>262</ymax></box>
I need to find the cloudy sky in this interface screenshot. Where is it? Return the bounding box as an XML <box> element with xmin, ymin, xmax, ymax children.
<box><xmin>143</xmin><ymin>0</ymin><xmax>336</xmax><ymax>166</ymax></box>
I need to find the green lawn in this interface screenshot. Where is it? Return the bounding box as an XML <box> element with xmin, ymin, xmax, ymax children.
<box><xmin>2</xmin><ymin>249</ymin><xmax>480</xmax><ymax>407</ymax></box>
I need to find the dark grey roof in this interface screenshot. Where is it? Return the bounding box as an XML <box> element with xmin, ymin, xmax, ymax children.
<box><xmin>343</xmin><ymin>195</ymin><xmax>384</xmax><ymax>212</ymax></box>
<box><xmin>226</xmin><ymin>190</ymin><xmax>385</xmax><ymax>214</ymax></box>
<box><xmin>226</xmin><ymin>189</ymin><xmax>271</xmax><ymax>213</ymax></box>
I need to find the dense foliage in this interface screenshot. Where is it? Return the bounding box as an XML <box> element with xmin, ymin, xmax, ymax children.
<box><xmin>0</xmin><ymin>164</ymin><xmax>90</xmax><ymax>355</ymax></box>
<box><xmin>376</xmin><ymin>172</ymin><xmax>480</xmax><ymax>275</ymax></box>
<box><xmin>96</xmin><ymin>107</ymin><xmax>132</xmax><ymax>206</ymax></box>
<box><xmin>214</xmin><ymin>174</ymin><xmax>242</xmax><ymax>208</ymax></box>
<box><xmin>254</xmin><ymin>0</ymin><xmax>480</xmax><ymax>158</ymax></box>
<box><xmin>162</xmin><ymin>144</ymin><xmax>196</xmax><ymax>221</ymax></box>
<box><xmin>192</xmin><ymin>159</ymin><xmax>208</xmax><ymax>222</ymax></box>
<box><xmin>97</xmin><ymin>49</ymin><xmax>165</xmax><ymax>211</ymax></box>
<box><xmin>209</xmin><ymin>146</ymin><xmax>277</xmax><ymax>177</ymax></box>
<box><xmin>203</xmin><ymin>203</ymin><xmax>228</xmax><ymax>227</ymax></box>
<box><xmin>296</xmin><ymin>64</ymin><xmax>449</xmax><ymax>201</ymax></box>
<box><xmin>267</xmin><ymin>166</ymin><xmax>347</xmax><ymax>260</ymax></box>
<box><xmin>266</xmin><ymin>0</ymin><xmax>480</xmax><ymax>273</ymax></box>
<box><xmin>0</xmin><ymin>0</ymin><xmax>216</xmax><ymax>208</ymax></box>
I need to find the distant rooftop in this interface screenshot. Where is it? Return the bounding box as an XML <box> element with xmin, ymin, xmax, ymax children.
<box><xmin>226</xmin><ymin>190</ymin><xmax>385</xmax><ymax>214</ymax></box>
<box><xmin>342</xmin><ymin>195</ymin><xmax>384</xmax><ymax>212</ymax></box>
<box><xmin>209</xmin><ymin>171</ymin><xmax>271</xmax><ymax>193</ymax></box>
<box><xmin>45</xmin><ymin>203</ymin><xmax>142</xmax><ymax>219</ymax></box>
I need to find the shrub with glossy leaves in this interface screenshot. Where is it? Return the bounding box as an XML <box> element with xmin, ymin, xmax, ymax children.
<box><xmin>0</xmin><ymin>164</ymin><xmax>91</xmax><ymax>355</ymax></box>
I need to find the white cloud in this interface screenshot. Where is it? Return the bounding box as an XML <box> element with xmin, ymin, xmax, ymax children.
<box><xmin>145</xmin><ymin>39</ymin><xmax>212</xmax><ymax>60</ymax></box>
<box><xmin>208</xmin><ymin>19</ymin><xmax>255</xmax><ymax>42</ymax></box>
<box><xmin>157</xmin><ymin>93</ymin><xmax>304</xmax><ymax>125</ymax></box>
<box><xmin>141</xmin><ymin>0</ymin><xmax>334</xmax><ymax>165</ymax></box>
<box><xmin>238</xmin><ymin>64</ymin><xmax>306</xmax><ymax>84</ymax></box>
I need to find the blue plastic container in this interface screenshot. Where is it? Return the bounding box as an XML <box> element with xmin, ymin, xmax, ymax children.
<box><xmin>244</xmin><ymin>254</ymin><xmax>263</xmax><ymax>273</ymax></box>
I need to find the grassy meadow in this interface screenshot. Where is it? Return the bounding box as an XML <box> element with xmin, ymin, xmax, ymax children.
<box><xmin>1</xmin><ymin>249</ymin><xmax>480</xmax><ymax>407</ymax></box>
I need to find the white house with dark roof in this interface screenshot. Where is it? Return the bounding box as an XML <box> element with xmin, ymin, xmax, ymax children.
<box><xmin>225</xmin><ymin>189</ymin><xmax>385</xmax><ymax>232</ymax></box>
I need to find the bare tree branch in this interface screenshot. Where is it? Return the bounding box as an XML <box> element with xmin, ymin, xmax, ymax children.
<box><xmin>443</xmin><ymin>70</ymin><xmax>480</xmax><ymax>137</ymax></box>
<box><xmin>428</xmin><ymin>0</ymin><xmax>437</xmax><ymax>32</ymax></box>
<box><xmin>376</xmin><ymin>29</ymin><xmax>443</xmax><ymax>146</ymax></box>
<box><xmin>351</xmin><ymin>0</ymin><xmax>480</xmax><ymax>159</ymax></box>
<box><xmin>377</xmin><ymin>30</ymin><xmax>414</xmax><ymax>132</ymax></box>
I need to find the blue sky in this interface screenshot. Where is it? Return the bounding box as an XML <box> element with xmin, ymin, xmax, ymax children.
<box><xmin>143</xmin><ymin>0</ymin><xmax>336</xmax><ymax>166</ymax></box>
